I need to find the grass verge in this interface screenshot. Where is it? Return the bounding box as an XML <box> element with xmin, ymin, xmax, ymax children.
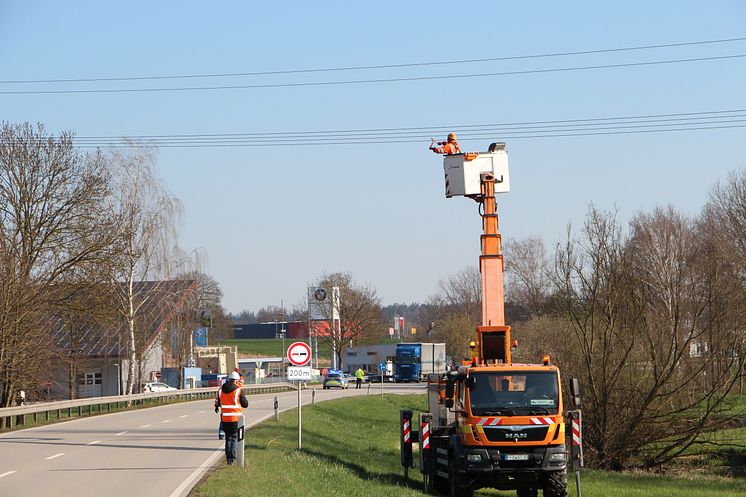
<box><xmin>193</xmin><ymin>394</ymin><xmax>746</xmax><ymax>497</ymax></box>
<box><xmin>220</xmin><ymin>338</ymin><xmax>331</xmax><ymax>360</ymax></box>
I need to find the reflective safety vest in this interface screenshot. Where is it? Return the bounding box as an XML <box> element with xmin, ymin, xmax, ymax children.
<box><xmin>443</xmin><ymin>142</ymin><xmax>461</xmax><ymax>154</ymax></box>
<box><xmin>218</xmin><ymin>387</ymin><xmax>243</xmax><ymax>422</ymax></box>
<box><xmin>433</xmin><ymin>141</ymin><xmax>461</xmax><ymax>155</ymax></box>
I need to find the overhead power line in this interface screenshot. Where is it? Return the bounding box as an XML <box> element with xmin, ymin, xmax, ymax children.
<box><xmin>11</xmin><ymin>108</ymin><xmax>738</xmax><ymax>148</ymax></box>
<box><xmin>0</xmin><ymin>54</ymin><xmax>744</xmax><ymax>95</ymax></box>
<box><xmin>2</xmin><ymin>36</ymin><xmax>744</xmax><ymax>85</ymax></box>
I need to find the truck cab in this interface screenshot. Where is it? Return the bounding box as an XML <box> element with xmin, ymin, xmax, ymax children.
<box><xmin>449</xmin><ymin>364</ymin><xmax>567</xmax><ymax>494</ymax></box>
<box><xmin>394</xmin><ymin>343</ymin><xmax>422</xmax><ymax>382</ymax></box>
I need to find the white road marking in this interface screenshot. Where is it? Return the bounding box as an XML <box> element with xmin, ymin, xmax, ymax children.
<box><xmin>87</xmin><ymin>440</ymin><xmax>100</xmax><ymax>445</ymax></box>
<box><xmin>180</xmin><ymin>415</ymin><xmax>188</xmax><ymax>418</ymax></box>
<box><xmin>115</xmin><ymin>431</ymin><xmax>127</xmax><ymax>436</ymax></box>
<box><xmin>162</xmin><ymin>420</ymin><xmax>171</xmax><ymax>423</ymax></box>
<box><xmin>196</xmin><ymin>410</ymin><xmax>206</xmax><ymax>414</ymax></box>
<box><xmin>45</xmin><ymin>453</ymin><xmax>65</xmax><ymax>460</ymax></box>
<box><xmin>0</xmin><ymin>471</ymin><xmax>16</xmax><ymax>479</ymax></box>
<box><xmin>140</xmin><ymin>424</ymin><xmax>151</xmax><ymax>428</ymax></box>
<box><xmin>167</xmin><ymin>448</ymin><xmax>224</xmax><ymax>497</ymax></box>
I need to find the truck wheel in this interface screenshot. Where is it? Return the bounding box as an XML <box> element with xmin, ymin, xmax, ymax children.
<box><xmin>433</xmin><ymin>476</ymin><xmax>448</xmax><ymax>495</ymax></box>
<box><xmin>448</xmin><ymin>456</ymin><xmax>473</xmax><ymax>497</ymax></box>
<box><xmin>516</xmin><ymin>488</ymin><xmax>538</xmax><ymax>497</ymax></box>
<box><xmin>543</xmin><ymin>470</ymin><xmax>567</xmax><ymax>497</ymax></box>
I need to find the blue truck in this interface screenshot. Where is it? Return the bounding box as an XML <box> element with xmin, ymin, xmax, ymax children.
<box><xmin>393</xmin><ymin>342</ymin><xmax>446</xmax><ymax>382</ymax></box>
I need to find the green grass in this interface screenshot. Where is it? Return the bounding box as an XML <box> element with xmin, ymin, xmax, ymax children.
<box><xmin>721</xmin><ymin>394</ymin><xmax>746</xmax><ymax>417</ymax></box>
<box><xmin>194</xmin><ymin>394</ymin><xmax>746</xmax><ymax>497</ymax></box>
<box><xmin>219</xmin><ymin>338</ymin><xmax>331</xmax><ymax>360</ymax></box>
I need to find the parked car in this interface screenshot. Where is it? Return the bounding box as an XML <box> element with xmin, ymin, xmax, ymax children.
<box><xmin>323</xmin><ymin>373</ymin><xmax>350</xmax><ymax>389</ymax></box>
<box><xmin>365</xmin><ymin>371</ymin><xmax>382</xmax><ymax>383</ymax></box>
<box><xmin>142</xmin><ymin>382</ymin><xmax>177</xmax><ymax>393</ymax></box>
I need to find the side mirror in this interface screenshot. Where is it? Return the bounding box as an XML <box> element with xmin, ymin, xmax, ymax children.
<box><xmin>445</xmin><ymin>379</ymin><xmax>455</xmax><ymax>399</ymax></box>
<box><xmin>445</xmin><ymin>398</ymin><xmax>454</xmax><ymax>409</ymax></box>
<box><xmin>465</xmin><ymin>376</ymin><xmax>475</xmax><ymax>391</ymax></box>
<box><xmin>570</xmin><ymin>377</ymin><xmax>581</xmax><ymax>408</ymax></box>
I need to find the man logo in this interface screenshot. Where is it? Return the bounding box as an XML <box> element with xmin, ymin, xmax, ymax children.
<box><xmin>504</xmin><ymin>432</ymin><xmax>528</xmax><ymax>440</ymax></box>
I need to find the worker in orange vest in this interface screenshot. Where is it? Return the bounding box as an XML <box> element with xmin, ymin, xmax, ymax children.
<box><xmin>215</xmin><ymin>369</ymin><xmax>244</xmax><ymax>440</ymax></box>
<box><xmin>214</xmin><ymin>371</ymin><xmax>248</xmax><ymax>464</ymax></box>
<box><xmin>429</xmin><ymin>133</ymin><xmax>461</xmax><ymax>155</ymax></box>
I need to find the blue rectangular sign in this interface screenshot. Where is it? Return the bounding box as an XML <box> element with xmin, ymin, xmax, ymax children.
<box><xmin>193</xmin><ymin>327</ymin><xmax>207</xmax><ymax>347</ymax></box>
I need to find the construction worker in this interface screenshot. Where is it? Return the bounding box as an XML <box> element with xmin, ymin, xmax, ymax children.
<box><xmin>429</xmin><ymin>133</ymin><xmax>461</xmax><ymax>155</ymax></box>
<box><xmin>354</xmin><ymin>368</ymin><xmax>365</xmax><ymax>389</ymax></box>
<box><xmin>215</xmin><ymin>369</ymin><xmax>244</xmax><ymax>440</ymax></box>
<box><xmin>214</xmin><ymin>371</ymin><xmax>248</xmax><ymax>465</ymax></box>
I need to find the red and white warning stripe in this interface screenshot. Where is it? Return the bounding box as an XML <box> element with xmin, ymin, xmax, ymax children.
<box><xmin>572</xmin><ymin>418</ymin><xmax>581</xmax><ymax>446</ymax></box>
<box><xmin>530</xmin><ymin>417</ymin><xmax>554</xmax><ymax>425</ymax></box>
<box><xmin>476</xmin><ymin>417</ymin><xmax>503</xmax><ymax>426</ymax></box>
<box><xmin>403</xmin><ymin>418</ymin><xmax>410</xmax><ymax>443</ymax></box>
<box><xmin>421</xmin><ymin>421</ymin><xmax>430</xmax><ymax>449</ymax></box>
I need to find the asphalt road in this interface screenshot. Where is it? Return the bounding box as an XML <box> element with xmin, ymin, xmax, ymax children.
<box><xmin>0</xmin><ymin>383</ymin><xmax>424</xmax><ymax>497</ymax></box>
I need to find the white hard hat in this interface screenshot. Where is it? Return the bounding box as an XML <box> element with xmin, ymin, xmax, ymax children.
<box><xmin>229</xmin><ymin>371</ymin><xmax>240</xmax><ymax>381</ymax></box>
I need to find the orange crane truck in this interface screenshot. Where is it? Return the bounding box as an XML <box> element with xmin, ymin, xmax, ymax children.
<box><xmin>400</xmin><ymin>144</ymin><xmax>577</xmax><ymax>497</ymax></box>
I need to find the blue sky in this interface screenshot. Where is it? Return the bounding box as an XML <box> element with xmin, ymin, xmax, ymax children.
<box><xmin>1</xmin><ymin>1</ymin><xmax>745</xmax><ymax>313</ymax></box>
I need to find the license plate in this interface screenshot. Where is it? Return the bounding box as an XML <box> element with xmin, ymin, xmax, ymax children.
<box><xmin>503</xmin><ymin>454</ymin><xmax>530</xmax><ymax>461</ymax></box>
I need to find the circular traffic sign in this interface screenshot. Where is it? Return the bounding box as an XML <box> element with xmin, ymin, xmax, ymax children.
<box><xmin>314</xmin><ymin>288</ymin><xmax>327</xmax><ymax>301</ymax></box>
<box><xmin>287</xmin><ymin>341</ymin><xmax>312</xmax><ymax>366</ymax></box>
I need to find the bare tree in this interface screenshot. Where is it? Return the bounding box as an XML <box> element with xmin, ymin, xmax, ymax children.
<box><xmin>422</xmin><ymin>267</ymin><xmax>483</xmax><ymax>363</ymax></box>
<box><xmin>105</xmin><ymin>146</ymin><xmax>186</xmax><ymax>395</ymax></box>
<box><xmin>312</xmin><ymin>272</ymin><xmax>383</xmax><ymax>368</ymax></box>
<box><xmin>554</xmin><ymin>205</ymin><xmax>742</xmax><ymax>469</ymax></box>
<box><xmin>433</xmin><ymin>266</ymin><xmax>482</xmax><ymax>322</ymax></box>
<box><xmin>0</xmin><ymin>122</ymin><xmax>112</xmax><ymax>408</ymax></box>
<box><xmin>169</xmin><ymin>270</ymin><xmax>225</xmax><ymax>387</ymax></box>
<box><xmin>504</xmin><ymin>237</ymin><xmax>552</xmax><ymax>318</ymax></box>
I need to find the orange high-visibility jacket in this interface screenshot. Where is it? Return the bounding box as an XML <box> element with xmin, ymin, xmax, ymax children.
<box><xmin>432</xmin><ymin>141</ymin><xmax>461</xmax><ymax>155</ymax></box>
<box><xmin>218</xmin><ymin>387</ymin><xmax>243</xmax><ymax>422</ymax></box>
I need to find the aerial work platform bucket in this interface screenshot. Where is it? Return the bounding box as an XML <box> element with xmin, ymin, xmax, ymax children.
<box><xmin>443</xmin><ymin>147</ymin><xmax>510</xmax><ymax>198</ymax></box>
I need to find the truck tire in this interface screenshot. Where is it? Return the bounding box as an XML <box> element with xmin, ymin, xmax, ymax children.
<box><xmin>516</xmin><ymin>487</ymin><xmax>538</xmax><ymax>497</ymax></box>
<box><xmin>448</xmin><ymin>456</ymin><xmax>473</xmax><ymax>497</ymax></box>
<box><xmin>543</xmin><ymin>470</ymin><xmax>567</xmax><ymax>497</ymax></box>
<box><xmin>432</xmin><ymin>474</ymin><xmax>448</xmax><ymax>495</ymax></box>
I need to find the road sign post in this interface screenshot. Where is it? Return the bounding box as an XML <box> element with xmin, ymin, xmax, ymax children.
<box><xmin>286</xmin><ymin>342</ymin><xmax>312</xmax><ymax>450</ymax></box>
<box><xmin>379</xmin><ymin>361</ymin><xmax>386</xmax><ymax>398</ymax></box>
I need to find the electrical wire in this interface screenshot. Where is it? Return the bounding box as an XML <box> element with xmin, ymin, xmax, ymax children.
<box><xmin>59</xmin><ymin>108</ymin><xmax>746</xmax><ymax>142</ymax></box>
<box><xmin>2</xmin><ymin>36</ymin><xmax>744</xmax><ymax>85</ymax></box>
<box><xmin>66</xmin><ymin>124</ymin><xmax>746</xmax><ymax>148</ymax></box>
<box><xmin>51</xmin><ymin>109</ymin><xmax>746</xmax><ymax>146</ymax></box>
<box><xmin>0</xmin><ymin>54</ymin><xmax>744</xmax><ymax>95</ymax></box>
<box><xmin>6</xmin><ymin>109</ymin><xmax>744</xmax><ymax>148</ymax></box>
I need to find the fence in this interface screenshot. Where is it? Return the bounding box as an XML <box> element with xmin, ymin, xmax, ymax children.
<box><xmin>0</xmin><ymin>382</ymin><xmax>293</xmax><ymax>432</ymax></box>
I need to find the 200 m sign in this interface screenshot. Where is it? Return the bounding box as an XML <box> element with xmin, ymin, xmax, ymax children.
<box><xmin>287</xmin><ymin>366</ymin><xmax>312</xmax><ymax>381</ymax></box>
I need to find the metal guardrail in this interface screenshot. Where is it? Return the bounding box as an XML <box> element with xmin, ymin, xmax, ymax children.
<box><xmin>0</xmin><ymin>382</ymin><xmax>294</xmax><ymax>431</ymax></box>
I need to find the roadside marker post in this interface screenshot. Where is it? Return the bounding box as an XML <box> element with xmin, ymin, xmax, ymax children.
<box><xmin>237</xmin><ymin>414</ymin><xmax>245</xmax><ymax>467</ymax></box>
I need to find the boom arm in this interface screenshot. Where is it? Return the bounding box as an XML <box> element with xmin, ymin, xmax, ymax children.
<box><xmin>476</xmin><ymin>172</ymin><xmax>511</xmax><ymax>364</ymax></box>
<box><xmin>442</xmin><ymin>148</ymin><xmax>512</xmax><ymax>365</ymax></box>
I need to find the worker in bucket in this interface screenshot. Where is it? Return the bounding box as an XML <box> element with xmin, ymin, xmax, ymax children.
<box><xmin>215</xmin><ymin>371</ymin><xmax>249</xmax><ymax>465</ymax></box>
<box><xmin>429</xmin><ymin>133</ymin><xmax>461</xmax><ymax>155</ymax></box>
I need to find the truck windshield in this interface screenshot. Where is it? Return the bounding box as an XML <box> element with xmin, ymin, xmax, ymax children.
<box><xmin>468</xmin><ymin>371</ymin><xmax>559</xmax><ymax>416</ymax></box>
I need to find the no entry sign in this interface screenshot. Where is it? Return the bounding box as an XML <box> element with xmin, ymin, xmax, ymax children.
<box><xmin>286</xmin><ymin>341</ymin><xmax>312</xmax><ymax>366</ymax></box>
